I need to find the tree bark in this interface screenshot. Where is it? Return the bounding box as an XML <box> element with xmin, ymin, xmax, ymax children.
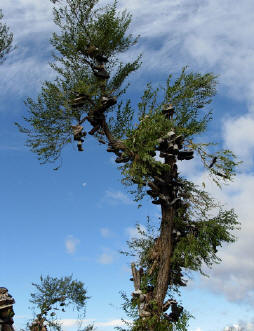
<box><xmin>154</xmin><ymin>203</ymin><xmax>175</xmax><ymax>311</ymax></box>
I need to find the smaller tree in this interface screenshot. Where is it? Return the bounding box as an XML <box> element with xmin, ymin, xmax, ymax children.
<box><xmin>0</xmin><ymin>9</ymin><xmax>14</xmax><ymax>63</ymax></box>
<box><xmin>25</xmin><ymin>274</ymin><xmax>93</xmax><ymax>331</ymax></box>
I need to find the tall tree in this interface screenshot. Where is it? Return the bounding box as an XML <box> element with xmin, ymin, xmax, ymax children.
<box><xmin>16</xmin><ymin>0</ymin><xmax>242</xmax><ymax>330</ymax></box>
<box><xmin>0</xmin><ymin>9</ymin><xmax>14</xmax><ymax>63</ymax></box>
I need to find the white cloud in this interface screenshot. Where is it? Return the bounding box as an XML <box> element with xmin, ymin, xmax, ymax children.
<box><xmin>65</xmin><ymin>235</ymin><xmax>80</xmax><ymax>254</ymax></box>
<box><xmin>100</xmin><ymin>227</ymin><xmax>111</xmax><ymax>238</ymax></box>
<box><xmin>109</xmin><ymin>155</ymin><xmax>116</xmax><ymax>165</ymax></box>
<box><xmin>125</xmin><ymin>225</ymin><xmax>146</xmax><ymax>239</ymax></box>
<box><xmin>97</xmin><ymin>247</ymin><xmax>116</xmax><ymax>265</ymax></box>
<box><xmin>223</xmin><ymin>322</ymin><xmax>254</xmax><ymax>331</ymax></box>
<box><xmin>95</xmin><ymin>319</ymin><xmax>130</xmax><ymax>327</ymax></box>
<box><xmin>121</xmin><ymin>264</ymin><xmax>131</xmax><ymax>274</ymax></box>
<box><xmin>57</xmin><ymin>319</ymin><xmax>79</xmax><ymax>328</ymax></box>
<box><xmin>117</xmin><ymin>0</ymin><xmax>254</xmax><ymax>106</ymax></box>
<box><xmin>98</xmin><ymin>252</ymin><xmax>114</xmax><ymax>265</ymax></box>
<box><xmin>2</xmin><ymin>0</ymin><xmax>254</xmax><ymax>110</ymax></box>
<box><xmin>222</xmin><ymin>113</ymin><xmax>254</xmax><ymax>168</ymax></box>
<box><xmin>181</xmin><ymin>163</ymin><xmax>254</xmax><ymax>307</ymax></box>
<box><xmin>1</xmin><ymin>1</ymin><xmax>54</xmax><ymax>41</ymax></box>
<box><xmin>0</xmin><ymin>54</ymin><xmax>55</xmax><ymax>101</ymax></box>
<box><xmin>3</xmin><ymin>0</ymin><xmax>254</xmax><ymax>120</ymax></box>
<box><xmin>0</xmin><ymin>1</ymin><xmax>56</xmax><ymax>99</ymax></box>
<box><xmin>82</xmin><ymin>182</ymin><xmax>87</xmax><ymax>187</ymax></box>
<box><xmin>57</xmin><ymin>318</ymin><xmax>132</xmax><ymax>329</ymax></box>
<box><xmin>104</xmin><ymin>190</ymin><xmax>134</xmax><ymax>205</ymax></box>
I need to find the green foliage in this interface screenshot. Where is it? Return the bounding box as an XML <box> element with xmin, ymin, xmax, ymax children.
<box><xmin>0</xmin><ymin>9</ymin><xmax>14</xmax><ymax>63</ymax></box>
<box><xmin>50</xmin><ymin>0</ymin><xmax>140</xmax><ymax>62</ymax></box>
<box><xmin>121</xmin><ymin>177</ymin><xmax>241</xmax><ymax>283</ymax></box>
<box><xmin>163</xmin><ymin>67</ymin><xmax>217</xmax><ymax>137</ymax></box>
<box><xmin>16</xmin><ymin>0</ymin><xmax>142</xmax><ymax>164</ymax></box>
<box><xmin>119</xmin><ymin>175</ymin><xmax>241</xmax><ymax>329</ymax></box>
<box><xmin>186</xmin><ymin>140</ymin><xmax>243</xmax><ymax>188</ymax></box>
<box><xmin>135</xmin><ymin>67</ymin><xmax>217</xmax><ymax>138</ymax></box>
<box><xmin>172</xmin><ymin>205</ymin><xmax>241</xmax><ymax>278</ymax></box>
<box><xmin>115</xmin><ymin>67</ymin><xmax>242</xmax><ymax>205</ymax></box>
<box><xmin>107</xmin><ymin>98</ymin><xmax>135</xmax><ymax>139</ymax></box>
<box><xmin>28</xmin><ymin>274</ymin><xmax>89</xmax><ymax>331</ymax></box>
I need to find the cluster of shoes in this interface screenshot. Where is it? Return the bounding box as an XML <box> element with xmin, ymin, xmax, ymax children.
<box><xmin>168</xmin><ymin>263</ymin><xmax>187</xmax><ymax>287</ymax></box>
<box><xmin>106</xmin><ymin>142</ymin><xmax>121</xmax><ymax>155</ymax></box>
<box><xmin>101</xmin><ymin>95</ymin><xmax>117</xmax><ymax>109</ymax></box>
<box><xmin>147</xmin><ymin>171</ymin><xmax>182</xmax><ymax>207</ymax></box>
<box><xmin>30</xmin><ymin>315</ymin><xmax>48</xmax><ymax>331</ymax></box>
<box><xmin>130</xmin><ymin>264</ymin><xmax>154</xmax><ymax>319</ymax></box>
<box><xmin>87</xmin><ymin>95</ymin><xmax>117</xmax><ymax>136</ymax></box>
<box><xmin>106</xmin><ymin>141</ymin><xmax>131</xmax><ymax>164</ymax></box>
<box><xmin>70</xmin><ymin>45</ymin><xmax>117</xmax><ymax>148</ymax></box>
<box><xmin>162</xmin><ymin>104</ymin><xmax>175</xmax><ymax>119</ymax></box>
<box><xmin>130</xmin><ymin>263</ymin><xmax>185</xmax><ymax>323</ymax></box>
<box><xmin>157</xmin><ymin>130</ymin><xmax>194</xmax><ymax>162</ymax></box>
<box><xmin>172</xmin><ymin>221</ymin><xmax>199</xmax><ymax>243</ymax></box>
<box><xmin>83</xmin><ymin>44</ymin><xmax>110</xmax><ymax>79</ymax></box>
<box><xmin>0</xmin><ymin>287</ymin><xmax>15</xmax><ymax>331</ymax></box>
<box><xmin>71</xmin><ymin>93</ymin><xmax>89</xmax><ymax>109</ymax></box>
<box><xmin>163</xmin><ymin>299</ymin><xmax>183</xmax><ymax>323</ymax></box>
<box><xmin>115</xmin><ymin>152</ymin><xmax>130</xmax><ymax>164</ymax></box>
<box><xmin>71</xmin><ymin>93</ymin><xmax>117</xmax><ymax>141</ymax></box>
<box><xmin>132</xmin><ymin>289</ymin><xmax>152</xmax><ymax>318</ymax></box>
<box><xmin>92</xmin><ymin>63</ymin><xmax>110</xmax><ymax>79</ymax></box>
<box><xmin>145</xmin><ymin>127</ymin><xmax>194</xmax><ymax>206</ymax></box>
<box><xmin>71</xmin><ymin>124</ymin><xmax>87</xmax><ymax>151</ymax></box>
<box><xmin>78</xmin><ymin>43</ymin><xmax>109</xmax><ymax>78</ymax></box>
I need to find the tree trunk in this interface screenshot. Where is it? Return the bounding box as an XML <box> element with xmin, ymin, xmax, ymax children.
<box><xmin>154</xmin><ymin>203</ymin><xmax>175</xmax><ymax>311</ymax></box>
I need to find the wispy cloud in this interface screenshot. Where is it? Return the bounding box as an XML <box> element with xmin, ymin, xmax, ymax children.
<box><xmin>0</xmin><ymin>145</ymin><xmax>24</xmax><ymax>151</ymax></box>
<box><xmin>100</xmin><ymin>227</ymin><xmax>111</xmax><ymax>238</ymax></box>
<box><xmin>95</xmin><ymin>319</ymin><xmax>131</xmax><ymax>327</ymax></box>
<box><xmin>222</xmin><ymin>321</ymin><xmax>254</xmax><ymax>331</ymax></box>
<box><xmin>0</xmin><ymin>54</ymin><xmax>56</xmax><ymax>99</ymax></box>
<box><xmin>65</xmin><ymin>235</ymin><xmax>80</xmax><ymax>254</ymax></box>
<box><xmin>125</xmin><ymin>225</ymin><xmax>146</xmax><ymax>239</ymax></box>
<box><xmin>3</xmin><ymin>0</ymin><xmax>254</xmax><ymax>110</ymax></box>
<box><xmin>57</xmin><ymin>318</ymin><xmax>132</xmax><ymax>329</ymax></box>
<box><xmin>98</xmin><ymin>252</ymin><xmax>114</xmax><ymax>265</ymax></box>
<box><xmin>97</xmin><ymin>247</ymin><xmax>117</xmax><ymax>265</ymax></box>
<box><xmin>222</xmin><ymin>113</ymin><xmax>254</xmax><ymax>169</ymax></box>
<box><xmin>117</xmin><ymin>0</ymin><xmax>254</xmax><ymax>107</ymax></box>
<box><xmin>104</xmin><ymin>190</ymin><xmax>134</xmax><ymax>205</ymax></box>
<box><xmin>109</xmin><ymin>155</ymin><xmax>116</xmax><ymax>165</ymax></box>
<box><xmin>181</xmin><ymin>163</ymin><xmax>254</xmax><ymax>306</ymax></box>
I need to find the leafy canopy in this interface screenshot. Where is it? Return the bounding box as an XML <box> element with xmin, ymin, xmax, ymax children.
<box><xmin>16</xmin><ymin>0</ymin><xmax>142</xmax><ymax>164</ymax></box>
<box><xmin>28</xmin><ymin>274</ymin><xmax>89</xmax><ymax>331</ymax></box>
<box><xmin>115</xmin><ymin>67</ymin><xmax>242</xmax><ymax>205</ymax></box>
<box><xmin>0</xmin><ymin>9</ymin><xmax>14</xmax><ymax>63</ymax></box>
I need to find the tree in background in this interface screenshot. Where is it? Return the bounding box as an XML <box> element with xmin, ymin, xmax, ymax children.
<box><xmin>16</xmin><ymin>0</ymin><xmax>242</xmax><ymax>330</ymax></box>
<box><xmin>0</xmin><ymin>9</ymin><xmax>14</xmax><ymax>63</ymax></box>
<box><xmin>25</xmin><ymin>275</ymin><xmax>93</xmax><ymax>331</ymax></box>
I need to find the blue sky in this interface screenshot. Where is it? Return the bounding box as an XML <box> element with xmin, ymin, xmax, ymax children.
<box><xmin>1</xmin><ymin>0</ymin><xmax>254</xmax><ymax>331</ymax></box>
